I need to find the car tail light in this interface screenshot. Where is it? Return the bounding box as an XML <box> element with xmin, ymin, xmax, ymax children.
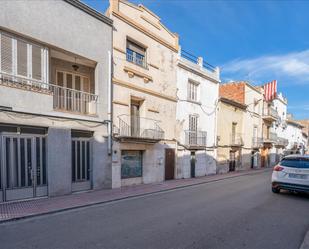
<box><xmin>274</xmin><ymin>165</ymin><xmax>284</xmax><ymax>171</ymax></box>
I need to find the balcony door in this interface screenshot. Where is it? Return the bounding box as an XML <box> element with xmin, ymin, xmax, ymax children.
<box><xmin>131</xmin><ymin>100</ymin><xmax>140</xmax><ymax>137</ymax></box>
<box><xmin>55</xmin><ymin>71</ymin><xmax>90</xmax><ymax>113</ymax></box>
<box><xmin>189</xmin><ymin>115</ymin><xmax>198</xmax><ymax>145</ymax></box>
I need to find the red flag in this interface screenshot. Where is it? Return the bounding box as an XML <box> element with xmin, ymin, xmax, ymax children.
<box><xmin>264</xmin><ymin>80</ymin><xmax>277</xmax><ymax>101</ymax></box>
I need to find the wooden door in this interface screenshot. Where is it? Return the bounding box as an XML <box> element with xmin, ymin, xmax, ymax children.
<box><xmin>165</xmin><ymin>149</ymin><xmax>175</xmax><ymax>180</ymax></box>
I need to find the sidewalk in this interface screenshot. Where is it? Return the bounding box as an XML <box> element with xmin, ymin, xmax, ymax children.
<box><xmin>0</xmin><ymin>168</ymin><xmax>271</xmax><ymax>223</ymax></box>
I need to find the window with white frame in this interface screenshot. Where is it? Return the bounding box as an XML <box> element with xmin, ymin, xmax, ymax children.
<box><xmin>187</xmin><ymin>80</ymin><xmax>199</xmax><ymax>102</ymax></box>
<box><xmin>0</xmin><ymin>31</ymin><xmax>48</xmax><ymax>83</ymax></box>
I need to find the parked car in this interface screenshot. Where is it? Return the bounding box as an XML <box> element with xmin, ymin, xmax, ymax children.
<box><xmin>271</xmin><ymin>155</ymin><xmax>309</xmax><ymax>193</ymax></box>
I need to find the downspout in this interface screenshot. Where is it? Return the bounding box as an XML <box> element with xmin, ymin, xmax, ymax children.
<box><xmin>107</xmin><ymin>50</ymin><xmax>112</xmax><ymax>155</ymax></box>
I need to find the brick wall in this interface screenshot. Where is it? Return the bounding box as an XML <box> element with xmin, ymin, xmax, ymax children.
<box><xmin>219</xmin><ymin>82</ymin><xmax>245</xmax><ymax>104</ymax></box>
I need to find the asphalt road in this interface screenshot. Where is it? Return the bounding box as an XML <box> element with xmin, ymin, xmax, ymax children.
<box><xmin>0</xmin><ymin>170</ymin><xmax>308</xmax><ymax>249</ymax></box>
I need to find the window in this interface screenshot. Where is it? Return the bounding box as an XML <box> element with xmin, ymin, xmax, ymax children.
<box><xmin>0</xmin><ymin>31</ymin><xmax>48</xmax><ymax>82</ymax></box>
<box><xmin>189</xmin><ymin>114</ymin><xmax>198</xmax><ymax>131</ymax></box>
<box><xmin>121</xmin><ymin>150</ymin><xmax>143</xmax><ymax>178</ymax></box>
<box><xmin>126</xmin><ymin>39</ymin><xmax>146</xmax><ymax>68</ymax></box>
<box><xmin>280</xmin><ymin>158</ymin><xmax>309</xmax><ymax>169</ymax></box>
<box><xmin>56</xmin><ymin>71</ymin><xmax>90</xmax><ymax>92</ymax></box>
<box><xmin>188</xmin><ymin>80</ymin><xmax>198</xmax><ymax>102</ymax></box>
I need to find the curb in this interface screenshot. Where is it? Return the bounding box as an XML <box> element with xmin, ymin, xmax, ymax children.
<box><xmin>300</xmin><ymin>230</ymin><xmax>309</xmax><ymax>249</ymax></box>
<box><xmin>0</xmin><ymin>168</ymin><xmax>271</xmax><ymax>224</ymax></box>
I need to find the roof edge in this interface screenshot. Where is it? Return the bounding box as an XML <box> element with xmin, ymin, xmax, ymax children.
<box><xmin>65</xmin><ymin>0</ymin><xmax>113</xmax><ymax>26</ymax></box>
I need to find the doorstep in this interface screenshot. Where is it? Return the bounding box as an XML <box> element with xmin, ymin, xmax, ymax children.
<box><xmin>0</xmin><ymin>167</ymin><xmax>271</xmax><ymax>223</ymax></box>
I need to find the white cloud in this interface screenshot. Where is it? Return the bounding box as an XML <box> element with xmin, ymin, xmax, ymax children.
<box><xmin>221</xmin><ymin>50</ymin><xmax>309</xmax><ymax>84</ymax></box>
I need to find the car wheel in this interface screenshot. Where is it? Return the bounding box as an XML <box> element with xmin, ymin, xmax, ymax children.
<box><xmin>272</xmin><ymin>187</ymin><xmax>280</xmax><ymax>194</ymax></box>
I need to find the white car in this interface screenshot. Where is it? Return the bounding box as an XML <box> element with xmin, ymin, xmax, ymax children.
<box><xmin>271</xmin><ymin>155</ymin><xmax>309</xmax><ymax>194</ymax></box>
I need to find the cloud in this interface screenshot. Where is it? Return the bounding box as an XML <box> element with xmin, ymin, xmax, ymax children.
<box><xmin>221</xmin><ymin>50</ymin><xmax>309</xmax><ymax>84</ymax></box>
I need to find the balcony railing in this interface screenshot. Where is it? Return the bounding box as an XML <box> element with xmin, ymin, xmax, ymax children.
<box><xmin>252</xmin><ymin>137</ymin><xmax>263</xmax><ymax>148</ymax></box>
<box><xmin>185</xmin><ymin>130</ymin><xmax>207</xmax><ymax>147</ymax></box>
<box><xmin>262</xmin><ymin>132</ymin><xmax>278</xmax><ymax>143</ymax></box>
<box><xmin>180</xmin><ymin>49</ymin><xmax>216</xmax><ymax>72</ymax></box>
<box><xmin>276</xmin><ymin>137</ymin><xmax>289</xmax><ymax>147</ymax></box>
<box><xmin>0</xmin><ymin>72</ymin><xmax>98</xmax><ymax>115</ymax></box>
<box><xmin>230</xmin><ymin>133</ymin><xmax>244</xmax><ymax>146</ymax></box>
<box><xmin>117</xmin><ymin>115</ymin><xmax>164</xmax><ymax>141</ymax></box>
<box><xmin>126</xmin><ymin>48</ymin><xmax>147</xmax><ymax>69</ymax></box>
<box><xmin>263</xmin><ymin>106</ymin><xmax>279</xmax><ymax>121</ymax></box>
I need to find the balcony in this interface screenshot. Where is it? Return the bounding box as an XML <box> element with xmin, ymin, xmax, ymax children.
<box><xmin>252</xmin><ymin>137</ymin><xmax>263</xmax><ymax>148</ymax></box>
<box><xmin>262</xmin><ymin>106</ymin><xmax>279</xmax><ymax>122</ymax></box>
<box><xmin>230</xmin><ymin>133</ymin><xmax>244</xmax><ymax>147</ymax></box>
<box><xmin>276</xmin><ymin>137</ymin><xmax>289</xmax><ymax>147</ymax></box>
<box><xmin>184</xmin><ymin>130</ymin><xmax>207</xmax><ymax>149</ymax></box>
<box><xmin>0</xmin><ymin>72</ymin><xmax>98</xmax><ymax>115</ymax></box>
<box><xmin>116</xmin><ymin>115</ymin><xmax>164</xmax><ymax>143</ymax></box>
<box><xmin>262</xmin><ymin>132</ymin><xmax>278</xmax><ymax>144</ymax></box>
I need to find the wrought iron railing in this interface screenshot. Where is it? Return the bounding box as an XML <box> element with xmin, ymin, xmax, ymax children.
<box><xmin>263</xmin><ymin>106</ymin><xmax>279</xmax><ymax>119</ymax></box>
<box><xmin>180</xmin><ymin>49</ymin><xmax>216</xmax><ymax>72</ymax></box>
<box><xmin>230</xmin><ymin>133</ymin><xmax>244</xmax><ymax>146</ymax></box>
<box><xmin>262</xmin><ymin>132</ymin><xmax>278</xmax><ymax>143</ymax></box>
<box><xmin>117</xmin><ymin>115</ymin><xmax>164</xmax><ymax>140</ymax></box>
<box><xmin>252</xmin><ymin>137</ymin><xmax>263</xmax><ymax>148</ymax></box>
<box><xmin>276</xmin><ymin>137</ymin><xmax>289</xmax><ymax>147</ymax></box>
<box><xmin>0</xmin><ymin>72</ymin><xmax>98</xmax><ymax>115</ymax></box>
<box><xmin>126</xmin><ymin>48</ymin><xmax>147</xmax><ymax>68</ymax></box>
<box><xmin>185</xmin><ymin>130</ymin><xmax>207</xmax><ymax>146</ymax></box>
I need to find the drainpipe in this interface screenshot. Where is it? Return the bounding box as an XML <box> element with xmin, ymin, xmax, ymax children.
<box><xmin>107</xmin><ymin>50</ymin><xmax>112</xmax><ymax>155</ymax></box>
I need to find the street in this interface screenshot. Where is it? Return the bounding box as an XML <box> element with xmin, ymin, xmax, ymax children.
<box><xmin>0</xmin><ymin>170</ymin><xmax>308</xmax><ymax>249</ymax></box>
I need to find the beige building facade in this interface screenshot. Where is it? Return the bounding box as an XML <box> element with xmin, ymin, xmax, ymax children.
<box><xmin>107</xmin><ymin>0</ymin><xmax>179</xmax><ymax>187</ymax></box>
<box><xmin>217</xmin><ymin>82</ymin><xmax>264</xmax><ymax>173</ymax></box>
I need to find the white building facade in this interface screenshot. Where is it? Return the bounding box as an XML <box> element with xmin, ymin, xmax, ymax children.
<box><xmin>176</xmin><ymin>49</ymin><xmax>219</xmax><ymax>178</ymax></box>
<box><xmin>271</xmin><ymin>93</ymin><xmax>289</xmax><ymax>163</ymax></box>
<box><xmin>0</xmin><ymin>0</ymin><xmax>113</xmax><ymax>202</ymax></box>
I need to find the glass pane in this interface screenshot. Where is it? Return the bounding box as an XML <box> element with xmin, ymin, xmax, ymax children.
<box><xmin>121</xmin><ymin>150</ymin><xmax>142</xmax><ymax>178</ymax></box>
<box><xmin>280</xmin><ymin>158</ymin><xmax>309</xmax><ymax>169</ymax></box>
<box><xmin>72</xmin><ymin>141</ymin><xmax>76</xmax><ymax>182</ymax></box>
<box><xmin>67</xmin><ymin>73</ymin><xmax>73</xmax><ymax>89</ymax></box>
<box><xmin>57</xmin><ymin>72</ymin><xmax>64</xmax><ymax>87</ymax></box>
<box><xmin>75</xmin><ymin>76</ymin><xmax>81</xmax><ymax>91</ymax></box>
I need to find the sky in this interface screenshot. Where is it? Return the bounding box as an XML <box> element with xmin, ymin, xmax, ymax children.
<box><xmin>83</xmin><ymin>0</ymin><xmax>309</xmax><ymax>120</ymax></box>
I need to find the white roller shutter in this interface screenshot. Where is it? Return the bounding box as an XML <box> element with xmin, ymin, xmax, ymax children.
<box><xmin>1</xmin><ymin>34</ymin><xmax>13</xmax><ymax>74</ymax></box>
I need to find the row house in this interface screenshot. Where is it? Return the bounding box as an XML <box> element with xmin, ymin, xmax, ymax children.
<box><xmin>0</xmin><ymin>0</ymin><xmax>113</xmax><ymax>202</ymax></box>
<box><xmin>106</xmin><ymin>0</ymin><xmax>179</xmax><ymax>187</ymax></box>
<box><xmin>285</xmin><ymin>118</ymin><xmax>305</xmax><ymax>155</ymax></box>
<box><xmin>270</xmin><ymin>93</ymin><xmax>288</xmax><ymax>163</ymax></box>
<box><xmin>175</xmin><ymin>49</ymin><xmax>219</xmax><ymax>178</ymax></box>
<box><xmin>217</xmin><ymin>82</ymin><xmax>263</xmax><ymax>173</ymax></box>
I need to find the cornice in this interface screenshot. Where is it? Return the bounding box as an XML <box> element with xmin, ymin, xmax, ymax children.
<box><xmin>178</xmin><ymin>60</ymin><xmax>219</xmax><ymax>84</ymax></box>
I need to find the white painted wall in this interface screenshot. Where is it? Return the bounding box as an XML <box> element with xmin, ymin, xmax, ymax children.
<box><xmin>272</xmin><ymin>93</ymin><xmax>288</xmax><ymax>139</ymax></box>
<box><xmin>176</xmin><ymin>54</ymin><xmax>219</xmax><ymax>177</ymax></box>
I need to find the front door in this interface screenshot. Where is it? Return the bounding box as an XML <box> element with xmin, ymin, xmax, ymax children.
<box><xmin>229</xmin><ymin>151</ymin><xmax>236</xmax><ymax>172</ymax></box>
<box><xmin>165</xmin><ymin>149</ymin><xmax>175</xmax><ymax>180</ymax></box>
<box><xmin>190</xmin><ymin>151</ymin><xmax>196</xmax><ymax>178</ymax></box>
<box><xmin>71</xmin><ymin>138</ymin><xmax>91</xmax><ymax>192</ymax></box>
<box><xmin>0</xmin><ymin>134</ymin><xmax>47</xmax><ymax>202</ymax></box>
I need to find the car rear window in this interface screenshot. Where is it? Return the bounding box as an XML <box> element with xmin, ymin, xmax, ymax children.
<box><xmin>280</xmin><ymin>158</ymin><xmax>309</xmax><ymax>169</ymax></box>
